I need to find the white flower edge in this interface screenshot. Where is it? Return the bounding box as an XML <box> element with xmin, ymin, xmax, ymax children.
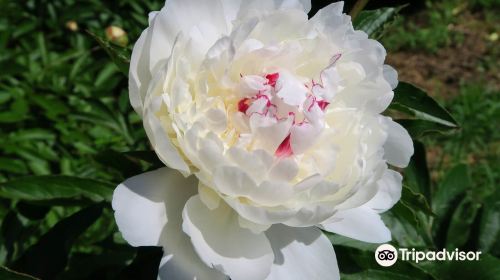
<box><xmin>113</xmin><ymin>168</ymin><xmax>341</xmax><ymax>280</ymax></box>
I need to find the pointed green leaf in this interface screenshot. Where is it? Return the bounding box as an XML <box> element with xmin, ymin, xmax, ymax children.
<box><xmin>419</xmin><ymin>254</ymin><xmax>500</xmax><ymax>280</ymax></box>
<box><xmin>87</xmin><ymin>31</ymin><xmax>130</xmax><ymax>75</ymax></box>
<box><xmin>0</xmin><ymin>176</ymin><xmax>113</xmax><ymax>202</ymax></box>
<box><xmin>0</xmin><ymin>267</ymin><xmax>39</xmax><ymax>280</ymax></box>
<box><xmin>432</xmin><ymin>164</ymin><xmax>470</xmax><ymax>218</ymax></box>
<box><xmin>401</xmin><ymin>185</ymin><xmax>434</xmax><ymax>217</ymax></box>
<box><xmin>478</xmin><ymin>188</ymin><xmax>499</xmax><ymax>254</ymax></box>
<box><xmin>445</xmin><ymin>197</ymin><xmax>481</xmax><ymax>249</ymax></box>
<box><xmin>391</xmin><ymin>82</ymin><xmax>458</xmax><ymax>127</ymax></box>
<box><xmin>11</xmin><ymin>205</ymin><xmax>103</xmax><ymax>279</ymax></box>
<box><xmin>343</xmin><ymin>270</ymin><xmax>414</xmax><ymax>280</ymax></box>
<box><xmin>396</xmin><ymin>119</ymin><xmax>456</xmax><ymax>138</ymax></box>
<box><xmin>353</xmin><ymin>7</ymin><xmax>402</xmax><ymax>37</ymax></box>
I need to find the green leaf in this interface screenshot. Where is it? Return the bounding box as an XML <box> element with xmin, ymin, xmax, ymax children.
<box><xmin>11</xmin><ymin>205</ymin><xmax>103</xmax><ymax>279</ymax></box>
<box><xmin>0</xmin><ymin>176</ymin><xmax>114</xmax><ymax>202</ymax></box>
<box><xmin>419</xmin><ymin>254</ymin><xmax>500</xmax><ymax>280</ymax></box>
<box><xmin>117</xmin><ymin>247</ymin><xmax>163</xmax><ymax>279</ymax></box>
<box><xmin>432</xmin><ymin>164</ymin><xmax>470</xmax><ymax>218</ymax></box>
<box><xmin>56</xmin><ymin>246</ymin><xmax>135</xmax><ymax>280</ymax></box>
<box><xmin>342</xmin><ymin>270</ymin><xmax>414</xmax><ymax>280</ymax></box>
<box><xmin>445</xmin><ymin>197</ymin><xmax>481</xmax><ymax>249</ymax></box>
<box><xmin>401</xmin><ymin>186</ymin><xmax>434</xmax><ymax>217</ymax></box>
<box><xmin>0</xmin><ymin>98</ymin><xmax>29</xmax><ymax>123</ymax></box>
<box><xmin>391</xmin><ymin>82</ymin><xmax>458</xmax><ymax>127</ymax></box>
<box><xmin>0</xmin><ymin>158</ymin><xmax>28</xmax><ymax>174</ymax></box>
<box><xmin>404</xmin><ymin>141</ymin><xmax>431</xmax><ymax>200</ymax></box>
<box><xmin>122</xmin><ymin>151</ymin><xmax>164</xmax><ymax>169</ymax></box>
<box><xmin>353</xmin><ymin>7</ymin><xmax>401</xmax><ymax>37</ymax></box>
<box><xmin>383</xmin><ymin>203</ymin><xmax>428</xmax><ymax>248</ymax></box>
<box><xmin>396</xmin><ymin>119</ymin><xmax>456</xmax><ymax>138</ymax></box>
<box><xmin>0</xmin><ymin>266</ymin><xmax>39</xmax><ymax>280</ymax></box>
<box><xmin>87</xmin><ymin>31</ymin><xmax>130</xmax><ymax>75</ymax></box>
<box><xmin>478</xmin><ymin>188</ymin><xmax>500</xmax><ymax>254</ymax></box>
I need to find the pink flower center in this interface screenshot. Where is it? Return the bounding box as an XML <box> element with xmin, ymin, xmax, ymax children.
<box><xmin>237</xmin><ymin>71</ymin><xmax>331</xmax><ymax>157</ymax></box>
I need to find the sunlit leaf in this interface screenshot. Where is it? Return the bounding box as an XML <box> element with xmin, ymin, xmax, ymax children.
<box><xmin>353</xmin><ymin>7</ymin><xmax>402</xmax><ymax>38</ymax></box>
<box><xmin>391</xmin><ymin>82</ymin><xmax>458</xmax><ymax>127</ymax></box>
<box><xmin>396</xmin><ymin>119</ymin><xmax>456</xmax><ymax>138</ymax></box>
<box><xmin>0</xmin><ymin>176</ymin><xmax>113</xmax><ymax>202</ymax></box>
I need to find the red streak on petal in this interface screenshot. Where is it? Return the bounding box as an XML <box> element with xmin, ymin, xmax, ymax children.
<box><xmin>329</xmin><ymin>53</ymin><xmax>342</xmax><ymax>66</ymax></box>
<box><xmin>317</xmin><ymin>100</ymin><xmax>330</xmax><ymax>111</ymax></box>
<box><xmin>275</xmin><ymin>134</ymin><xmax>293</xmax><ymax>157</ymax></box>
<box><xmin>266</xmin><ymin>72</ymin><xmax>280</xmax><ymax>87</ymax></box>
<box><xmin>238</xmin><ymin>98</ymin><xmax>250</xmax><ymax>114</ymax></box>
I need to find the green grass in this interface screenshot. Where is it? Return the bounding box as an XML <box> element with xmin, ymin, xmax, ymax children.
<box><xmin>0</xmin><ymin>0</ymin><xmax>498</xmax><ymax>278</ymax></box>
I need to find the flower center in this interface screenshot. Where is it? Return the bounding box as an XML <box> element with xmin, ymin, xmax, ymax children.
<box><xmin>235</xmin><ymin>70</ymin><xmax>331</xmax><ymax>157</ymax></box>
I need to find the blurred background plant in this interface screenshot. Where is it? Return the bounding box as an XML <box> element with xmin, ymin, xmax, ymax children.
<box><xmin>0</xmin><ymin>0</ymin><xmax>498</xmax><ymax>279</ymax></box>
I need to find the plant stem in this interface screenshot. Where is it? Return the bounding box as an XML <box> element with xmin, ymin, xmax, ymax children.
<box><xmin>350</xmin><ymin>0</ymin><xmax>371</xmax><ymax>20</ymax></box>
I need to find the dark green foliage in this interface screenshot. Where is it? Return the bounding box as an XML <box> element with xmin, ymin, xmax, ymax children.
<box><xmin>0</xmin><ymin>0</ymin><xmax>498</xmax><ymax>279</ymax></box>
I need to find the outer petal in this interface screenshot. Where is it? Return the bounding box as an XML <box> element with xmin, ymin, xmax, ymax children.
<box><xmin>112</xmin><ymin>168</ymin><xmax>224</xmax><ymax>279</ymax></box>
<box><xmin>128</xmin><ymin>28</ymin><xmax>151</xmax><ymax>116</ymax></box>
<box><xmin>112</xmin><ymin>168</ymin><xmax>178</xmax><ymax>247</ymax></box>
<box><xmin>265</xmin><ymin>225</ymin><xmax>339</xmax><ymax>280</ymax></box>
<box><xmin>158</xmin><ymin>183</ymin><xmax>227</xmax><ymax>280</ymax></box>
<box><xmin>182</xmin><ymin>196</ymin><xmax>274</xmax><ymax>280</ymax></box>
<box><xmin>143</xmin><ymin>96</ymin><xmax>190</xmax><ymax>175</ymax></box>
<box><xmin>365</xmin><ymin>169</ymin><xmax>402</xmax><ymax>213</ymax></box>
<box><xmin>147</xmin><ymin>0</ymin><xmax>228</xmax><ymax>72</ymax></box>
<box><xmin>383</xmin><ymin>64</ymin><xmax>398</xmax><ymax>90</ymax></box>
<box><xmin>321</xmin><ymin>206</ymin><xmax>391</xmax><ymax>243</ymax></box>
<box><xmin>383</xmin><ymin>117</ymin><xmax>414</xmax><ymax>168</ymax></box>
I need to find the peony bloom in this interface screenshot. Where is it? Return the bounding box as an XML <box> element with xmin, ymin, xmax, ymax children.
<box><xmin>112</xmin><ymin>0</ymin><xmax>413</xmax><ymax>279</ymax></box>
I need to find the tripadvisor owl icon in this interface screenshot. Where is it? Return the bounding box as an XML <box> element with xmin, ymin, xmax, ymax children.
<box><xmin>375</xmin><ymin>244</ymin><xmax>398</xmax><ymax>267</ymax></box>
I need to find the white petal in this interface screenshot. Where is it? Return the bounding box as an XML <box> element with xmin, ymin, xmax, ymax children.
<box><xmin>182</xmin><ymin>196</ymin><xmax>274</xmax><ymax>280</ymax></box>
<box><xmin>147</xmin><ymin>172</ymin><xmax>225</xmax><ymax>280</ymax></box>
<box><xmin>239</xmin><ymin>75</ymin><xmax>268</xmax><ymax>96</ymax></box>
<box><xmin>198</xmin><ymin>183</ymin><xmax>221</xmax><ymax>210</ymax></box>
<box><xmin>239</xmin><ymin>215</ymin><xmax>271</xmax><ymax>234</ymax></box>
<box><xmin>383</xmin><ymin>117</ymin><xmax>414</xmax><ymax>168</ymax></box>
<box><xmin>143</xmin><ymin>98</ymin><xmax>190</xmax><ymax>175</ymax></box>
<box><xmin>148</xmin><ymin>0</ymin><xmax>228</xmax><ymax>72</ymax></box>
<box><xmin>365</xmin><ymin>169</ymin><xmax>402</xmax><ymax>213</ymax></box>
<box><xmin>250</xmin><ymin>115</ymin><xmax>293</xmax><ymax>153</ymax></box>
<box><xmin>321</xmin><ymin>206</ymin><xmax>391</xmax><ymax>243</ymax></box>
<box><xmin>268</xmin><ymin>158</ymin><xmax>299</xmax><ymax>182</ymax></box>
<box><xmin>112</xmin><ymin>168</ymin><xmax>192</xmax><ymax>247</ymax></box>
<box><xmin>290</xmin><ymin>122</ymin><xmax>322</xmax><ymax>155</ymax></box>
<box><xmin>238</xmin><ymin>0</ymin><xmax>311</xmax><ymax>19</ymax></box>
<box><xmin>383</xmin><ymin>64</ymin><xmax>398</xmax><ymax>90</ymax></box>
<box><xmin>334</xmin><ymin>181</ymin><xmax>380</xmax><ymax>211</ymax></box>
<box><xmin>265</xmin><ymin>225</ymin><xmax>339</xmax><ymax>280</ymax></box>
<box><xmin>276</xmin><ymin>70</ymin><xmax>308</xmax><ymax>107</ymax></box>
<box><xmin>309</xmin><ymin>2</ymin><xmax>348</xmax><ymax>39</ymax></box>
<box><xmin>158</xmin><ymin>252</ymin><xmax>225</xmax><ymax>280</ymax></box>
<box><xmin>128</xmin><ymin>28</ymin><xmax>151</xmax><ymax>116</ymax></box>
<box><xmin>213</xmin><ymin>166</ymin><xmax>294</xmax><ymax>206</ymax></box>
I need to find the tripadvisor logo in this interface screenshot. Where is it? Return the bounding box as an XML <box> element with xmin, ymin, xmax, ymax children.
<box><xmin>375</xmin><ymin>244</ymin><xmax>482</xmax><ymax>267</ymax></box>
<box><xmin>375</xmin><ymin>244</ymin><xmax>398</xmax><ymax>266</ymax></box>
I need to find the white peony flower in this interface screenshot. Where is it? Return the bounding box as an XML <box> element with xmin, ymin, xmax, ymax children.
<box><xmin>112</xmin><ymin>0</ymin><xmax>414</xmax><ymax>279</ymax></box>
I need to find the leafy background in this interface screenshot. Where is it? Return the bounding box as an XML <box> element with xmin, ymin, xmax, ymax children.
<box><xmin>0</xmin><ymin>0</ymin><xmax>498</xmax><ymax>279</ymax></box>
